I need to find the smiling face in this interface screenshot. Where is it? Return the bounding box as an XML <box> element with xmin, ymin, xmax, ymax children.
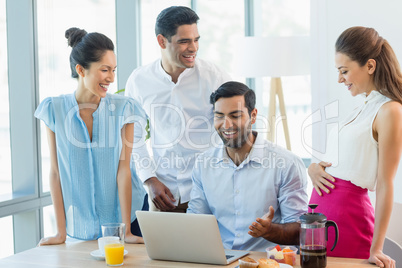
<box><xmin>159</xmin><ymin>23</ymin><xmax>199</xmax><ymax>72</ymax></box>
<box><xmin>335</xmin><ymin>52</ymin><xmax>376</xmax><ymax>96</ymax></box>
<box><xmin>79</xmin><ymin>50</ymin><xmax>116</xmax><ymax>98</ymax></box>
<box><xmin>214</xmin><ymin>95</ymin><xmax>257</xmax><ymax>149</ymax></box>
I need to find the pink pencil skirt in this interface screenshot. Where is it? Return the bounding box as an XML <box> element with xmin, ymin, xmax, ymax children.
<box><xmin>308</xmin><ymin>177</ymin><xmax>374</xmax><ymax>259</ymax></box>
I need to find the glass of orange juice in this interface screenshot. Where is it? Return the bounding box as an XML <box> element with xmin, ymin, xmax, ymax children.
<box><xmin>101</xmin><ymin>223</ymin><xmax>126</xmax><ymax>266</ymax></box>
<box><xmin>104</xmin><ymin>242</ymin><xmax>124</xmax><ymax>266</ymax></box>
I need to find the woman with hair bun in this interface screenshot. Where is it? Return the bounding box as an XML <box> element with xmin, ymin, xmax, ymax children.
<box><xmin>308</xmin><ymin>26</ymin><xmax>401</xmax><ymax>267</ymax></box>
<box><xmin>35</xmin><ymin>27</ymin><xmax>148</xmax><ymax>245</ymax></box>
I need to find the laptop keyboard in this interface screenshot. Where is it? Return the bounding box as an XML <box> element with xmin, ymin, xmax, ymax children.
<box><xmin>225</xmin><ymin>254</ymin><xmax>235</xmax><ymax>260</ymax></box>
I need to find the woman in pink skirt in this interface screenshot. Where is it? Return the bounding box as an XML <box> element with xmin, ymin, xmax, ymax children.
<box><xmin>309</xmin><ymin>26</ymin><xmax>401</xmax><ymax>268</ymax></box>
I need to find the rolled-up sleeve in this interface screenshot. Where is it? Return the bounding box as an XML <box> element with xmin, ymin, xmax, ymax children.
<box><xmin>277</xmin><ymin>156</ymin><xmax>308</xmax><ymax>223</ymax></box>
<box><xmin>125</xmin><ymin>76</ymin><xmax>157</xmax><ymax>183</ymax></box>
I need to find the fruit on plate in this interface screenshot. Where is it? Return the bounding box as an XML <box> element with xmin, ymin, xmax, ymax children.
<box><xmin>283</xmin><ymin>248</ymin><xmax>295</xmax><ymax>265</ymax></box>
<box><xmin>267</xmin><ymin>245</ymin><xmax>296</xmax><ymax>266</ymax></box>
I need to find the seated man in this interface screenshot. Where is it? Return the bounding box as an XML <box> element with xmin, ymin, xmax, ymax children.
<box><xmin>187</xmin><ymin>81</ymin><xmax>308</xmax><ymax>252</ymax></box>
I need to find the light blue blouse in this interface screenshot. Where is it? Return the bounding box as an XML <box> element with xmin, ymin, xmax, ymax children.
<box><xmin>35</xmin><ymin>93</ymin><xmax>146</xmax><ymax>240</ymax></box>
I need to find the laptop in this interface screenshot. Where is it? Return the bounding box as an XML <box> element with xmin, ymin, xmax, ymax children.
<box><xmin>136</xmin><ymin>211</ymin><xmax>249</xmax><ymax>265</ymax></box>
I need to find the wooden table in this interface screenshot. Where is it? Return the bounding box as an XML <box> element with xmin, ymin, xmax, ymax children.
<box><xmin>0</xmin><ymin>240</ymin><xmax>375</xmax><ymax>267</ymax></box>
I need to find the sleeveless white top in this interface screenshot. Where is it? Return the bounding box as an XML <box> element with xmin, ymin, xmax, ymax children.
<box><xmin>324</xmin><ymin>90</ymin><xmax>391</xmax><ymax>191</ymax></box>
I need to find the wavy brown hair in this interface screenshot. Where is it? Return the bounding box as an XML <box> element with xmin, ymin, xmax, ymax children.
<box><xmin>336</xmin><ymin>26</ymin><xmax>402</xmax><ymax>103</ymax></box>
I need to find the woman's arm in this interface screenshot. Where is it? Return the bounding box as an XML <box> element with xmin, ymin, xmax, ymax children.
<box><xmin>117</xmin><ymin>123</ymin><xmax>143</xmax><ymax>244</ymax></box>
<box><xmin>369</xmin><ymin>102</ymin><xmax>402</xmax><ymax>268</ymax></box>
<box><xmin>38</xmin><ymin>127</ymin><xmax>67</xmax><ymax>246</ymax></box>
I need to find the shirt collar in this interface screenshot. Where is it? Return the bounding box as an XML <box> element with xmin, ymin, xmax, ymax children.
<box><xmin>157</xmin><ymin>59</ymin><xmax>172</xmax><ymax>81</ymax></box>
<box><xmin>72</xmin><ymin>91</ymin><xmax>105</xmax><ymax>116</ymax></box>
<box><xmin>247</xmin><ymin>131</ymin><xmax>265</xmax><ymax>164</ymax></box>
<box><xmin>157</xmin><ymin>59</ymin><xmax>196</xmax><ymax>83</ymax></box>
<box><xmin>361</xmin><ymin>90</ymin><xmax>383</xmax><ymax>104</ymax></box>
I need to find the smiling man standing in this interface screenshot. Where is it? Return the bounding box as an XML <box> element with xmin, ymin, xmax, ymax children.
<box><xmin>187</xmin><ymin>81</ymin><xmax>308</xmax><ymax>251</ymax></box>
<box><xmin>125</xmin><ymin>6</ymin><xmax>230</xmax><ymax>212</ymax></box>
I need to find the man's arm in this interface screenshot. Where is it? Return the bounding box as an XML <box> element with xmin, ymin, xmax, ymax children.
<box><xmin>132</xmin><ymin>130</ymin><xmax>178</xmax><ymax>211</ymax></box>
<box><xmin>248</xmin><ymin>206</ymin><xmax>300</xmax><ymax>245</ymax></box>
<box><xmin>187</xmin><ymin>157</ymin><xmax>212</xmax><ymax>214</ymax></box>
<box><xmin>130</xmin><ymin>109</ymin><xmax>176</xmax><ymax>210</ymax></box>
<box><xmin>144</xmin><ymin>177</ymin><xmax>176</xmax><ymax>211</ymax></box>
<box><xmin>125</xmin><ymin>76</ymin><xmax>157</xmax><ymax>183</ymax></box>
<box><xmin>249</xmin><ymin>156</ymin><xmax>308</xmax><ymax>245</ymax></box>
<box><xmin>129</xmin><ymin>97</ymin><xmax>177</xmax><ymax>211</ymax></box>
<box><xmin>125</xmin><ymin>73</ymin><xmax>177</xmax><ymax>211</ymax></box>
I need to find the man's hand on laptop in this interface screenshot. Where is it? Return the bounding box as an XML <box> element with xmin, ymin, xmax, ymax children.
<box><xmin>248</xmin><ymin>205</ymin><xmax>275</xmax><ymax>238</ymax></box>
<box><xmin>145</xmin><ymin>177</ymin><xmax>176</xmax><ymax>211</ymax></box>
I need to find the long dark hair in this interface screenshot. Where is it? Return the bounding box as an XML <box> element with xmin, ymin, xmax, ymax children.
<box><xmin>336</xmin><ymin>26</ymin><xmax>402</xmax><ymax>103</ymax></box>
<box><xmin>65</xmin><ymin>27</ymin><xmax>114</xmax><ymax>78</ymax></box>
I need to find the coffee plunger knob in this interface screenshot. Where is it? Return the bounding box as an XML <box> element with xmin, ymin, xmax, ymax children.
<box><xmin>308</xmin><ymin>204</ymin><xmax>318</xmax><ymax>213</ymax></box>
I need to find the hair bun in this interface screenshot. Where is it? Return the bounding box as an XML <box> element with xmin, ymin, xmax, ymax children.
<box><xmin>65</xmin><ymin>27</ymin><xmax>88</xmax><ymax>47</ymax></box>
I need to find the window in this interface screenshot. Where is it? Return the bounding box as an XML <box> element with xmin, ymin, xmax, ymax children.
<box><xmin>1</xmin><ymin>0</ymin><xmax>120</xmax><ymax>256</ymax></box>
<box><xmin>36</xmin><ymin>0</ymin><xmax>117</xmax><ymax>192</ymax></box>
<box><xmin>196</xmin><ymin>0</ymin><xmax>245</xmax><ymax>81</ymax></box>
<box><xmin>43</xmin><ymin>205</ymin><xmax>57</xmax><ymax>238</ymax></box>
<box><xmin>259</xmin><ymin>0</ymin><xmax>311</xmax><ymax>159</ymax></box>
<box><xmin>1</xmin><ymin>0</ymin><xmax>314</xmax><ymax>257</ymax></box>
<box><xmin>261</xmin><ymin>0</ymin><xmax>309</xmax><ymax>37</ymax></box>
<box><xmin>0</xmin><ymin>0</ymin><xmax>12</xmax><ymax>199</ymax></box>
<box><xmin>0</xmin><ymin>216</ymin><xmax>14</xmax><ymax>258</ymax></box>
<box><xmin>141</xmin><ymin>0</ymin><xmax>191</xmax><ymax>66</ymax></box>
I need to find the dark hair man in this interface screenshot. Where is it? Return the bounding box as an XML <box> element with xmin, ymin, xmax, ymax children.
<box><xmin>188</xmin><ymin>81</ymin><xmax>308</xmax><ymax>251</ymax></box>
<box><xmin>125</xmin><ymin>6</ymin><xmax>230</xmax><ymax>212</ymax></box>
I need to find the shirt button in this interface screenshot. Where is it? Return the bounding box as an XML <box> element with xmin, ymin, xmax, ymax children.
<box><xmin>236</xmin><ymin>233</ymin><xmax>240</xmax><ymax>237</ymax></box>
<box><xmin>236</xmin><ymin>211</ymin><xmax>240</xmax><ymax>216</ymax></box>
<box><xmin>235</xmin><ymin>190</ymin><xmax>240</xmax><ymax>194</ymax></box>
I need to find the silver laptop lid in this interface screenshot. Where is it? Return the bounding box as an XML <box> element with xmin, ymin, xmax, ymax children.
<box><xmin>136</xmin><ymin>211</ymin><xmax>234</xmax><ymax>265</ymax></box>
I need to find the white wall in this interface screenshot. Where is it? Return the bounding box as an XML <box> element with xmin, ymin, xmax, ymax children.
<box><xmin>311</xmin><ymin>0</ymin><xmax>402</xmax><ymax>204</ymax></box>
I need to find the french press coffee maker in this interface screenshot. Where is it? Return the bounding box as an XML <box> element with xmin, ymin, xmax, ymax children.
<box><xmin>299</xmin><ymin>204</ymin><xmax>339</xmax><ymax>268</ymax></box>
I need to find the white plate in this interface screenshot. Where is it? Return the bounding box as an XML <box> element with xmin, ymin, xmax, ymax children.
<box><xmin>90</xmin><ymin>249</ymin><xmax>128</xmax><ymax>260</ymax></box>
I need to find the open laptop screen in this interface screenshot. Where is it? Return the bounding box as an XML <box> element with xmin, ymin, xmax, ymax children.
<box><xmin>136</xmin><ymin>211</ymin><xmax>248</xmax><ymax>265</ymax></box>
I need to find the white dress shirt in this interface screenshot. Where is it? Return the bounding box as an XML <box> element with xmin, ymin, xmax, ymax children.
<box><xmin>324</xmin><ymin>90</ymin><xmax>391</xmax><ymax>190</ymax></box>
<box><xmin>187</xmin><ymin>132</ymin><xmax>308</xmax><ymax>251</ymax></box>
<box><xmin>125</xmin><ymin>58</ymin><xmax>230</xmax><ymax>203</ymax></box>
